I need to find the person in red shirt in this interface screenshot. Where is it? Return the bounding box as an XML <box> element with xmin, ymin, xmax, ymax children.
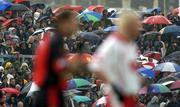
<box><xmin>33</xmin><ymin>11</ymin><xmax>78</xmax><ymax>107</ymax></box>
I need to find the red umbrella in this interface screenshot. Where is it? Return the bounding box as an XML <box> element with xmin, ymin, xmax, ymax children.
<box><xmin>143</xmin><ymin>15</ymin><xmax>172</xmax><ymax>25</ymax></box>
<box><xmin>2</xmin><ymin>18</ymin><xmax>22</xmax><ymax>28</ymax></box>
<box><xmin>53</xmin><ymin>7</ymin><xmax>79</xmax><ymax>16</ymax></box>
<box><xmin>63</xmin><ymin>5</ymin><xmax>83</xmax><ymax>13</ymax></box>
<box><xmin>88</xmin><ymin>5</ymin><xmax>104</xmax><ymax>13</ymax></box>
<box><xmin>143</xmin><ymin>51</ymin><xmax>161</xmax><ymax>61</ymax></box>
<box><xmin>170</xmin><ymin>80</ymin><xmax>180</xmax><ymax>90</ymax></box>
<box><xmin>1</xmin><ymin>88</ymin><xmax>20</xmax><ymax>96</ymax></box>
<box><xmin>0</xmin><ymin>16</ymin><xmax>7</xmax><ymax>23</ymax></box>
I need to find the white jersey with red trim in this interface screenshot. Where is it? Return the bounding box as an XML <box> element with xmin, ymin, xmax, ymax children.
<box><xmin>89</xmin><ymin>32</ymin><xmax>140</xmax><ymax>107</ymax></box>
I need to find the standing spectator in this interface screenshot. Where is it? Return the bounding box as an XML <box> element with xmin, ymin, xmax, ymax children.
<box><xmin>147</xmin><ymin>96</ymin><xmax>160</xmax><ymax>107</ymax></box>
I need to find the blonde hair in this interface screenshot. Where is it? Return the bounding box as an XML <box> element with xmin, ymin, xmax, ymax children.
<box><xmin>115</xmin><ymin>10</ymin><xmax>140</xmax><ymax>33</ymax></box>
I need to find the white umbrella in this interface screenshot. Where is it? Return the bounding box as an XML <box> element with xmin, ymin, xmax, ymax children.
<box><xmin>154</xmin><ymin>62</ymin><xmax>180</xmax><ymax>72</ymax></box>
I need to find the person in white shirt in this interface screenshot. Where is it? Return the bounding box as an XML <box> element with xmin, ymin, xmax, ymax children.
<box><xmin>89</xmin><ymin>10</ymin><xmax>142</xmax><ymax>107</ymax></box>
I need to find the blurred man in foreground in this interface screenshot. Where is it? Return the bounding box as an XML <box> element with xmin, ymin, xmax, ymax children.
<box><xmin>89</xmin><ymin>10</ymin><xmax>142</xmax><ymax>107</ymax></box>
<box><xmin>33</xmin><ymin>11</ymin><xmax>78</xmax><ymax>107</ymax></box>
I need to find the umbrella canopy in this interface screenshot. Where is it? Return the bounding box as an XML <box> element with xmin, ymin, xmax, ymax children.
<box><xmin>143</xmin><ymin>51</ymin><xmax>161</xmax><ymax>61</ymax></box>
<box><xmin>144</xmin><ymin>7</ymin><xmax>161</xmax><ymax>15</ymax></box>
<box><xmin>160</xmin><ymin>25</ymin><xmax>180</xmax><ymax>36</ymax></box>
<box><xmin>170</xmin><ymin>80</ymin><xmax>180</xmax><ymax>90</ymax></box>
<box><xmin>37</xmin><ymin>15</ymin><xmax>49</xmax><ymax>22</ymax></box>
<box><xmin>66</xmin><ymin>53</ymin><xmax>92</xmax><ymax>64</ymax></box>
<box><xmin>164</xmin><ymin>51</ymin><xmax>180</xmax><ymax>65</ymax></box>
<box><xmin>0</xmin><ymin>16</ymin><xmax>7</xmax><ymax>22</ymax></box>
<box><xmin>142</xmin><ymin>62</ymin><xmax>156</xmax><ymax>69</ymax></box>
<box><xmin>80</xmin><ymin>32</ymin><xmax>100</xmax><ymax>43</ymax></box>
<box><xmin>1</xmin><ymin>88</ymin><xmax>19</xmax><ymax>96</ymax></box>
<box><xmin>78</xmin><ymin>11</ymin><xmax>102</xmax><ymax>22</ymax></box>
<box><xmin>154</xmin><ymin>62</ymin><xmax>180</xmax><ymax>72</ymax></box>
<box><xmin>20</xmin><ymin>82</ymin><xmax>32</xmax><ymax>95</ymax></box>
<box><xmin>142</xmin><ymin>15</ymin><xmax>172</xmax><ymax>25</ymax></box>
<box><xmin>0</xmin><ymin>0</ymin><xmax>12</xmax><ymax>11</ymax></box>
<box><xmin>138</xmin><ymin>67</ymin><xmax>155</xmax><ymax>79</ymax></box>
<box><xmin>67</xmin><ymin>78</ymin><xmax>91</xmax><ymax>89</ymax></box>
<box><xmin>6</xmin><ymin>4</ymin><xmax>30</xmax><ymax>11</ymax></box>
<box><xmin>31</xmin><ymin>3</ymin><xmax>45</xmax><ymax>9</ymax></box>
<box><xmin>73</xmin><ymin>95</ymin><xmax>91</xmax><ymax>103</ymax></box>
<box><xmin>148</xmin><ymin>84</ymin><xmax>171</xmax><ymax>94</ymax></box>
<box><xmin>143</xmin><ymin>31</ymin><xmax>160</xmax><ymax>36</ymax></box>
<box><xmin>93</xmin><ymin>96</ymin><xmax>107</xmax><ymax>106</ymax></box>
<box><xmin>87</xmin><ymin>5</ymin><xmax>104</xmax><ymax>13</ymax></box>
<box><xmin>32</xmin><ymin>29</ymin><xmax>44</xmax><ymax>36</ymax></box>
<box><xmin>2</xmin><ymin>18</ymin><xmax>21</xmax><ymax>28</ymax></box>
<box><xmin>63</xmin><ymin>5</ymin><xmax>83</xmax><ymax>12</ymax></box>
<box><xmin>157</xmin><ymin>76</ymin><xmax>179</xmax><ymax>84</ymax></box>
<box><xmin>104</xmin><ymin>26</ymin><xmax>118</xmax><ymax>32</ymax></box>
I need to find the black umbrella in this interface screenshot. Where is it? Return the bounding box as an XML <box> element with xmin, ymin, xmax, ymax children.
<box><xmin>31</xmin><ymin>3</ymin><xmax>45</xmax><ymax>9</ymax></box>
<box><xmin>80</xmin><ymin>32</ymin><xmax>100</xmax><ymax>43</ymax></box>
<box><xmin>160</xmin><ymin>25</ymin><xmax>180</xmax><ymax>35</ymax></box>
<box><xmin>6</xmin><ymin>4</ymin><xmax>30</xmax><ymax>11</ymax></box>
<box><xmin>143</xmin><ymin>31</ymin><xmax>160</xmax><ymax>37</ymax></box>
<box><xmin>164</xmin><ymin>51</ymin><xmax>180</xmax><ymax>65</ymax></box>
<box><xmin>38</xmin><ymin>15</ymin><xmax>49</xmax><ymax>22</ymax></box>
<box><xmin>157</xmin><ymin>76</ymin><xmax>179</xmax><ymax>84</ymax></box>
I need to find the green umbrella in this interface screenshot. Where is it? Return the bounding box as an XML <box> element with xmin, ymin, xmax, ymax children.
<box><xmin>73</xmin><ymin>95</ymin><xmax>91</xmax><ymax>103</ymax></box>
<box><xmin>73</xmin><ymin>78</ymin><xmax>91</xmax><ymax>88</ymax></box>
<box><xmin>78</xmin><ymin>11</ymin><xmax>102</xmax><ymax>23</ymax></box>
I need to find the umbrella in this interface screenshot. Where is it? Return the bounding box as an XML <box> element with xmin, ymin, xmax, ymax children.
<box><xmin>160</xmin><ymin>25</ymin><xmax>180</xmax><ymax>36</ymax></box>
<box><xmin>1</xmin><ymin>88</ymin><xmax>19</xmax><ymax>96</ymax></box>
<box><xmin>37</xmin><ymin>15</ymin><xmax>49</xmax><ymax>22</ymax></box>
<box><xmin>63</xmin><ymin>89</ymin><xmax>81</xmax><ymax>97</ymax></box>
<box><xmin>67</xmin><ymin>78</ymin><xmax>91</xmax><ymax>89</ymax></box>
<box><xmin>2</xmin><ymin>19</ymin><xmax>16</xmax><ymax>28</ymax></box>
<box><xmin>93</xmin><ymin>96</ymin><xmax>107</xmax><ymax>106</ymax></box>
<box><xmin>142</xmin><ymin>15</ymin><xmax>172</xmax><ymax>25</ymax></box>
<box><xmin>26</xmin><ymin>82</ymin><xmax>39</xmax><ymax>97</ymax></box>
<box><xmin>170</xmin><ymin>80</ymin><xmax>180</xmax><ymax>90</ymax></box>
<box><xmin>66</xmin><ymin>53</ymin><xmax>92</xmax><ymax>64</ymax></box>
<box><xmin>80</xmin><ymin>32</ymin><xmax>100</xmax><ymax>43</ymax></box>
<box><xmin>78</xmin><ymin>11</ymin><xmax>102</xmax><ymax>22</ymax></box>
<box><xmin>104</xmin><ymin>26</ymin><xmax>118</xmax><ymax>32</ymax></box>
<box><xmin>164</xmin><ymin>51</ymin><xmax>180</xmax><ymax>65</ymax></box>
<box><xmin>20</xmin><ymin>82</ymin><xmax>32</xmax><ymax>95</ymax></box>
<box><xmin>142</xmin><ymin>62</ymin><xmax>157</xmax><ymax>69</ymax></box>
<box><xmin>143</xmin><ymin>51</ymin><xmax>161</xmax><ymax>61</ymax></box>
<box><xmin>144</xmin><ymin>7</ymin><xmax>161</xmax><ymax>15</ymax></box>
<box><xmin>32</xmin><ymin>29</ymin><xmax>44</xmax><ymax>36</ymax></box>
<box><xmin>148</xmin><ymin>84</ymin><xmax>171</xmax><ymax>94</ymax></box>
<box><xmin>143</xmin><ymin>31</ymin><xmax>160</xmax><ymax>36</ymax></box>
<box><xmin>63</xmin><ymin>5</ymin><xmax>83</xmax><ymax>12</ymax></box>
<box><xmin>0</xmin><ymin>16</ymin><xmax>7</xmax><ymax>22</ymax></box>
<box><xmin>73</xmin><ymin>95</ymin><xmax>91</xmax><ymax>103</ymax></box>
<box><xmin>0</xmin><ymin>0</ymin><xmax>12</xmax><ymax>11</ymax></box>
<box><xmin>87</xmin><ymin>5</ymin><xmax>104</xmax><ymax>13</ymax></box>
<box><xmin>31</xmin><ymin>3</ymin><xmax>45</xmax><ymax>9</ymax></box>
<box><xmin>154</xmin><ymin>62</ymin><xmax>180</xmax><ymax>72</ymax></box>
<box><xmin>6</xmin><ymin>4</ymin><xmax>30</xmax><ymax>11</ymax></box>
<box><xmin>138</xmin><ymin>67</ymin><xmax>155</xmax><ymax>79</ymax></box>
<box><xmin>157</xmin><ymin>76</ymin><xmax>179</xmax><ymax>84</ymax></box>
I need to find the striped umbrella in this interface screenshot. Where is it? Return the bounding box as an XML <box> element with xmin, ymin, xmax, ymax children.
<box><xmin>78</xmin><ymin>11</ymin><xmax>102</xmax><ymax>22</ymax></box>
<box><xmin>148</xmin><ymin>84</ymin><xmax>171</xmax><ymax>94</ymax></box>
<box><xmin>67</xmin><ymin>78</ymin><xmax>91</xmax><ymax>89</ymax></box>
<box><xmin>154</xmin><ymin>62</ymin><xmax>180</xmax><ymax>72</ymax></box>
<box><xmin>138</xmin><ymin>67</ymin><xmax>155</xmax><ymax>79</ymax></box>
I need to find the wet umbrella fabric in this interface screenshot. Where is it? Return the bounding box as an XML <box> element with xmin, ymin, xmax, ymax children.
<box><xmin>154</xmin><ymin>62</ymin><xmax>180</xmax><ymax>72</ymax></box>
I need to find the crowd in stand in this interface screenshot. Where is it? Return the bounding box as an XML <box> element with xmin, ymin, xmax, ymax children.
<box><xmin>0</xmin><ymin>0</ymin><xmax>180</xmax><ymax>107</ymax></box>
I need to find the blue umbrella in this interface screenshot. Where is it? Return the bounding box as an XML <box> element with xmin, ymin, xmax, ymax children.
<box><xmin>160</xmin><ymin>25</ymin><xmax>180</xmax><ymax>37</ymax></box>
<box><xmin>154</xmin><ymin>62</ymin><xmax>180</xmax><ymax>72</ymax></box>
<box><xmin>0</xmin><ymin>0</ymin><xmax>12</xmax><ymax>11</ymax></box>
<box><xmin>104</xmin><ymin>26</ymin><xmax>118</xmax><ymax>32</ymax></box>
<box><xmin>148</xmin><ymin>84</ymin><xmax>171</xmax><ymax>94</ymax></box>
<box><xmin>144</xmin><ymin>7</ymin><xmax>161</xmax><ymax>14</ymax></box>
<box><xmin>78</xmin><ymin>11</ymin><xmax>102</xmax><ymax>22</ymax></box>
<box><xmin>138</xmin><ymin>67</ymin><xmax>155</xmax><ymax>79</ymax></box>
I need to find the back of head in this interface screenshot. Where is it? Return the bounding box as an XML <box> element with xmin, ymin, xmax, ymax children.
<box><xmin>115</xmin><ymin>10</ymin><xmax>140</xmax><ymax>31</ymax></box>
